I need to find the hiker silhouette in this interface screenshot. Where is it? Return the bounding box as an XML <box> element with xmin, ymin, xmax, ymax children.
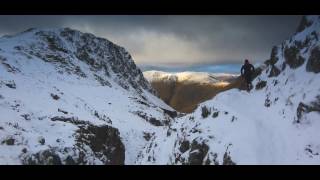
<box><xmin>241</xmin><ymin>59</ymin><xmax>255</xmax><ymax>91</ymax></box>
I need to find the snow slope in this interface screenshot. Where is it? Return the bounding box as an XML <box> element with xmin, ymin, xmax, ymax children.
<box><xmin>136</xmin><ymin>15</ymin><xmax>320</xmax><ymax>165</ymax></box>
<box><xmin>0</xmin><ymin>28</ymin><xmax>176</xmax><ymax>164</ymax></box>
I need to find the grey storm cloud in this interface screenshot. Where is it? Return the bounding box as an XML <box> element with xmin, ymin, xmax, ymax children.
<box><xmin>0</xmin><ymin>15</ymin><xmax>302</xmax><ymax>65</ymax></box>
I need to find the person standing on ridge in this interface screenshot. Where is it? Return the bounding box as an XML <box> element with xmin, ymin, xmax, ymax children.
<box><xmin>241</xmin><ymin>59</ymin><xmax>255</xmax><ymax>91</ymax></box>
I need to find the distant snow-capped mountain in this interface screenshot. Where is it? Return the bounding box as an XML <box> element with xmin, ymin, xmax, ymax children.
<box><xmin>139</xmin><ymin>63</ymin><xmax>242</xmax><ymax>74</ymax></box>
<box><xmin>143</xmin><ymin>70</ymin><xmax>238</xmax><ymax>113</ymax></box>
<box><xmin>143</xmin><ymin>70</ymin><xmax>238</xmax><ymax>84</ymax></box>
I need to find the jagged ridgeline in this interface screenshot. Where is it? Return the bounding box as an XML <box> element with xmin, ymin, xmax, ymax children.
<box><xmin>0</xmin><ymin>27</ymin><xmax>176</xmax><ymax>164</ymax></box>
<box><xmin>10</xmin><ymin>28</ymin><xmax>155</xmax><ymax>95</ymax></box>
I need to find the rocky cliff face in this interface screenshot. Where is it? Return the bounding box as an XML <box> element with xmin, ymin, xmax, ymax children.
<box><xmin>0</xmin><ymin>28</ymin><xmax>175</xmax><ymax>164</ymax></box>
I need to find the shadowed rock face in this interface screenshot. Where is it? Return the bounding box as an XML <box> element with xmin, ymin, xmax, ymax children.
<box><xmin>21</xmin><ymin>117</ymin><xmax>125</xmax><ymax>165</ymax></box>
<box><xmin>296</xmin><ymin>96</ymin><xmax>320</xmax><ymax>123</ymax></box>
<box><xmin>75</xmin><ymin>123</ymin><xmax>125</xmax><ymax>165</ymax></box>
<box><xmin>187</xmin><ymin>139</ymin><xmax>209</xmax><ymax>165</ymax></box>
<box><xmin>306</xmin><ymin>47</ymin><xmax>320</xmax><ymax>73</ymax></box>
<box><xmin>284</xmin><ymin>45</ymin><xmax>306</xmax><ymax>69</ymax></box>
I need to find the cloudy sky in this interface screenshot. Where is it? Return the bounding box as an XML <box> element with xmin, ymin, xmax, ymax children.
<box><xmin>0</xmin><ymin>15</ymin><xmax>302</xmax><ymax>65</ymax></box>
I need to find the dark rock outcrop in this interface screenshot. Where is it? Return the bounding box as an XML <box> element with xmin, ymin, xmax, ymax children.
<box><xmin>50</xmin><ymin>93</ymin><xmax>60</xmax><ymax>100</ymax></box>
<box><xmin>284</xmin><ymin>45</ymin><xmax>305</xmax><ymax>69</ymax></box>
<box><xmin>4</xmin><ymin>80</ymin><xmax>16</xmax><ymax>89</ymax></box>
<box><xmin>75</xmin><ymin>124</ymin><xmax>125</xmax><ymax>165</ymax></box>
<box><xmin>49</xmin><ymin>116</ymin><xmax>125</xmax><ymax>165</ymax></box>
<box><xmin>187</xmin><ymin>139</ymin><xmax>209</xmax><ymax>165</ymax></box>
<box><xmin>306</xmin><ymin>47</ymin><xmax>320</xmax><ymax>73</ymax></box>
<box><xmin>255</xmin><ymin>80</ymin><xmax>267</xmax><ymax>90</ymax></box>
<box><xmin>22</xmin><ymin>149</ymin><xmax>62</xmax><ymax>165</ymax></box>
<box><xmin>212</xmin><ymin>111</ymin><xmax>219</xmax><ymax>118</ymax></box>
<box><xmin>201</xmin><ymin>106</ymin><xmax>211</xmax><ymax>118</ymax></box>
<box><xmin>223</xmin><ymin>151</ymin><xmax>236</xmax><ymax>165</ymax></box>
<box><xmin>268</xmin><ymin>65</ymin><xmax>281</xmax><ymax>77</ymax></box>
<box><xmin>296</xmin><ymin>96</ymin><xmax>320</xmax><ymax>123</ymax></box>
<box><xmin>162</xmin><ymin>108</ymin><xmax>178</xmax><ymax>118</ymax></box>
<box><xmin>133</xmin><ymin>111</ymin><xmax>168</xmax><ymax>126</ymax></box>
<box><xmin>2</xmin><ymin>137</ymin><xmax>15</xmax><ymax>145</ymax></box>
<box><xmin>265</xmin><ymin>46</ymin><xmax>279</xmax><ymax>66</ymax></box>
<box><xmin>296</xmin><ymin>16</ymin><xmax>313</xmax><ymax>33</ymax></box>
<box><xmin>179</xmin><ymin>140</ymin><xmax>190</xmax><ymax>153</ymax></box>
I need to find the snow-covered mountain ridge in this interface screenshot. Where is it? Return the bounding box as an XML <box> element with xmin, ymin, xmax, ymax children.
<box><xmin>0</xmin><ymin>27</ymin><xmax>176</xmax><ymax>164</ymax></box>
<box><xmin>136</xmin><ymin>15</ymin><xmax>320</xmax><ymax>165</ymax></box>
